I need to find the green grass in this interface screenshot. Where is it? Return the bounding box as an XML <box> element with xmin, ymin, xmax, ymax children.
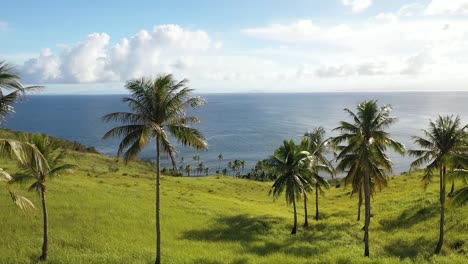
<box><xmin>0</xmin><ymin>148</ymin><xmax>467</xmax><ymax>263</ymax></box>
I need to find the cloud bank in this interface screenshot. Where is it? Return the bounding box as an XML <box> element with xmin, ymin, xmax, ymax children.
<box><xmin>17</xmin><ymin>1</ymin><xmax>468</xmax><ymax>92</ymax></box>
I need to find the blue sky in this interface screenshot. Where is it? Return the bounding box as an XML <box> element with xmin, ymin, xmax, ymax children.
<box><xmin>1</xmin><ymin>0</ymin><xmax>467</xmax><ymax>94</ymax></box>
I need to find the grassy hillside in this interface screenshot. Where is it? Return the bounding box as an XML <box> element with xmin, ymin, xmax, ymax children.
<box><xmin>0</xmin><ymin>135</ymin><xmax>467</xmax><ymax>263</ymax></box>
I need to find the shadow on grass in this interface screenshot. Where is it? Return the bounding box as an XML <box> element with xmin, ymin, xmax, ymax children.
<box><xmin>379</xmin><ymin>205</ymin><xmax>438</xmax><ymax>231</ymax></box>
<box><xmin>384</xmin><ymin>237</ymin><xmax>433</xmax><ymax>259</ymax></box>
<box><xmin>182</xmin><ymin>214</ymin><xmax>283</xmax><ymax>242</ymax></box>
<box><xmin>182</xmin><ymin>214</ymin><xmax>338</xmax><ymax>257</ymax></box>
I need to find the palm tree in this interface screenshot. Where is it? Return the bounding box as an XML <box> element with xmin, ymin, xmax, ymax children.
<box><xmin>333</xmin><ymin>100</ymin><xmax>404</xmax><ymax>257</ymax></box>
<box><xmin>267</xmin><ymin>139</ymin><xmax>312</xmax><ymax>234</ymax></box>
<box><xmin>228</xmin><ymin>161</ymin><xmax>233</xmax><ymax>175</ymax></box>
<box><xmin>222</xmin><ymin>168</ymin><xmax>228</xmax><ymax>175</ymax></box>
<box><xmin>0</xmin><ymin>140</ymin><xmax>47</xmax><ymax>210</ymax></box>
<box><xmin>302</xmin><ymin>127</ymin><xmax>334</xmax><ymax>222</ymax></box>
<box><xmin>409</xmin><ymin>115</ymin><xmax>467</xmax><ymax>254</ymax></box>
<box><xmin>185</xmin><ymin>164</ymin><xmax>192</xmax><ymax>177</ymax></box>
<box><xmin>0</xmin><ymin>61</ymin><xmax>46</xmax><ymax>209</ymax></box>
<box><xmin>204</xmin><ymin>167</ymin><xmax>210</xmax><ymax>176</ymax></box>
<box><xmin>217</xmin><ymin>153</ymin><xmax>223</xmax><ymax>171</ymax></box>
<box><xmin>240</xmin><ymin>160</ymin><xmax>246</xmax><ymax>174</ymax></box>
<box><xmin>15</xmin><ymin>134</ymin><xmax>76</xmax><ymax>261</ymax></box>
<box><xmin>102</xmin><ymin>74</ymin><xmax>207</xmax><ymax>264</ymax></box>
<box><xmin>197</xmin><ymin>162</ymin><xmax>205</xmax><ymax>176</ymax></box>
<box><xmin>0</xmin><ymin>61</ymin><xmax>42</xmax><ymax>120</ymax></box>
<box><xmin>451</xmin><ymin>169</ymin><xmax>468</xmax><ymax>206</ymax></box>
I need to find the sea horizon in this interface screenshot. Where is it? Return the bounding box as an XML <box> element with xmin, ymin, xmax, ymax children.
<box><xmin>6</xmin><ymin>91</ymin><xmax>468</xmax><ymax>175</ymax></box>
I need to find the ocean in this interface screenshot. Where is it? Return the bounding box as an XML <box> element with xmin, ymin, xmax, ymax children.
<box><xmin>5</xmin><ymin>92</ymin><xmax>468</xmax><ymax>174</ymax></box>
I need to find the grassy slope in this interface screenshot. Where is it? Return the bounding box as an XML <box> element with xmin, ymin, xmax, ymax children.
<box><xmin>0</xmin><ymin>149</ymin><xmax>467</xmax><ymax>263</ymax></box>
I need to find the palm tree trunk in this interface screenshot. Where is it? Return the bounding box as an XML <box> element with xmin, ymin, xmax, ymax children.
<box><xmin>357</xmin><ymin>187</ymin><xmax>363</xmax><ymax>221</ymax></box>
<box><xmin>315</xmin><ymin>183</ymin><xmax>319</xmax><ymax>221</ymax></box>
<box><xmin>155</xmin><ymin>137</ymin><xmax>161</xmax><ymax>264</ymax></box>
<box><xmin>435</xmin><ymin>166</ymin><xmax>446</xmax><ymax>254</ymax></box>
<box><xmin>291</xmin><ymin>196</ymin><xmax>297</xmax><ymax>234</ymax></box>
<box><xmin>303</xmin><ymin>192</ymin><xmax>308</xmax><ymax>227</ymax></box>
<box><xmin>39</xmin><ymin>185</ymin><xmax>48</xmax><ymax>261</ymax></box>
<box><xmin>363</xmin><ymin>173</ymin><xmax>371</xmax><ymax>257</ymax></box>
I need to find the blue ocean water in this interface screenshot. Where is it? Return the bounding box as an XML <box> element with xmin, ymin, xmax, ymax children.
<box><xmin>5</xmin><ymin>92</ymin><xmax>468</xmax><ymax>174</ymax></box>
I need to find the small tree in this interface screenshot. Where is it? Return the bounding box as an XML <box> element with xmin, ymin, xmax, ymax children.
<box><xmin>16</xmin><ymin>134</ymin><xmax>76</xmax><ymax>261</ymax></box>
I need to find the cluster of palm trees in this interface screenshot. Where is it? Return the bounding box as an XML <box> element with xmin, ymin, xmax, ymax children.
<box><xmin>227</xmin><ymin>159</ymin><xmax>246</xmax><ymax>176</ymax></box>
<box><xmin>268</xmin><ymin>100</ymin><xmax>467</xmax><ymax>257</ymax></box>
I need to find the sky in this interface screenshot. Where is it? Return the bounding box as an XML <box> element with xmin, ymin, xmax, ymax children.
<box><xmin>1</xmin><ymin>0</ymin><xmax>468</xmax><ymax>94</ymax></box>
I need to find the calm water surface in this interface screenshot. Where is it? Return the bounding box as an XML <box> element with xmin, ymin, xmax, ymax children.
<box><xmin>6</xmin><ymin>92</ymin><xmax>468</xmax><ymax>174</ymax></box>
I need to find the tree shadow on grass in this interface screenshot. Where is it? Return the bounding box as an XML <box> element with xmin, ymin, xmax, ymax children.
<box><xmin>182</xmin><ymin>214</ymin><xmax>283</xmax><ymax>242</ymax></box>
<box><xmin>384</xmin><ymin>237</ymin><xmax>433</xmax><ymax>259</ymax></box>
<box><xmin>379</xmin><ymin>205</ymin><xmax>438</xmax><ymax>231</ymax></box>
<box><xmin>182</xmin><ymin>214</ymin><xmax>334</xmax><ymax>258</ymax></box>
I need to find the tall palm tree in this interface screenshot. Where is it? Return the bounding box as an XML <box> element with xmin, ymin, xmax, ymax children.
<box><xmin>267</xmin><ymin>139</ymin><xmax>312</xmax><ymax>234</ymax></box>
<box><xmin>409</xmin><ymin>115</ymin><xmax>467</xmax><ymax>254</ymax></box>
<box><xmin>102</xmin><ymin>74</ymin><xmax>207</xmax><ymax>264</ymax></box>
<box><xmin>15</xmin><ymin>134</ymin><xmax>76</xmax><ymax>261</ymax></box>
<box><xmin>333</xmin><ymin>100</ymin><xmax>404</xmax><ymax>257</ymax></box>
<box><xmin>302</xmin><ymin>127</ymin><xmax>334</xmax><ymax>222</ymax></box>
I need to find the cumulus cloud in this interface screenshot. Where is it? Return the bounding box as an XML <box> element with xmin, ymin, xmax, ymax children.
<box><xmin>21</xmin><ymin>25</ymin><xmax>216</xmax><ymax>84</ymax></box>
<box><xmin>342</xmin><ymin>0</ymin><xmax>373</xmax><ymax>13</ymax></box>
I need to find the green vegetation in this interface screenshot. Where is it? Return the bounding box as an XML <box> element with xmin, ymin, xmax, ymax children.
<box><xmin>0</xmin><ymin>140</ymin><xmax>466</xmax><ymax>263</ymax></box>
<box><xmin>409</xmin><ymin>115</ymin><xmax>467</xmax><ymax>254</ymax></box>
<box><xmin>102</xmin><ymin>74</ymin><xmax>207</xmax><ymax>264</ymax></box>
<box><xmin>15</xmin><ymin>134</ymin><xmax>77</xmax><ymax>260</ymax></box>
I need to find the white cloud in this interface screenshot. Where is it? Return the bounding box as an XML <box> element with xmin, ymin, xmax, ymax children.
<box><xmin>425</xmin><ymin>0</ymin><xmax>468</xmax><ymax>15</ymax></box>
<box><xmin>18</xmin><ymin>1</ymin><xmax>468</xmax><ymax>93</ymax></box>
<box><xmin>22</xmin><ymin>25</ymin><xmax>217</xmax><ymax>84</ymax></box>
<box><xmin>342</xmin><ymin>0</ymin><xmax>373</xmax><ymax>13</ymax></box>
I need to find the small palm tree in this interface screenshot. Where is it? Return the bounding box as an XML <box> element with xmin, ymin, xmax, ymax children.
<box><xmin>333</xmin><ymin>101</ymin><xmax>404</xmax><ymax>257</ymax></box>
<box><xmin>409</xmin><ymin>115</ymin><xmax>467</xmax><ymax>254</ymax></box>
<box><xmin>15</xmin><ymin>134</ymin><xmax>76</xmax><ymax>261</ymax></box>
<box><xmin>102</xmin><ymin>74</ymin><xmax>207</xmax><ymax>264</ymax></box>
<box><xmin>185</xmin><ymin>164</ymin><xmax>192</xmax><ymax>177</ymax></box>
<box><xmin>197</xmin><ymin>162</ymin><xmax>205</xmax><ymax>176</ymax></box>
<box><xmin>302</xmin><ymin>127</ymin><xmax>334</xmax><ymax>222</ymax></box>
<box><xmin>267</xmin><ymin>139</ymin><xmax>312</xmax><ymax>234</ymax></box>
<box><xmin>204</xmin><ymin>167</ymin><xmax>210</xmax><ymax>176</ymax></box>
<box><xmin>451</xmin><ymin>169</ymin><xmax>468</xmax><ymax>206</ymax></box>
<box><xmin>217</xmin><ymin>153</ymin><xmax>223</xmax><ymax>171</ymax></box>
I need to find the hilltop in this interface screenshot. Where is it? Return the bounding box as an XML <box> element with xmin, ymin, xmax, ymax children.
<box><xmin>0</xmin><ymin>130</ymin><xmax>466</xmax><ymax>263</ymax></box>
